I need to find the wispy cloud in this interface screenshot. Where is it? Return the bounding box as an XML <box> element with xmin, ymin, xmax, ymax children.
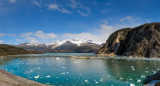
<box><xmin>0</xmin><ymin>33</ymin><xmax>5</xmax><ymax>37</ymax></box>
<box><xmin>48</xmin><ymin>3</ymin><xmax>71</xmax><ymax>14</ymax></box>
<box><xmin>20</xmin><ymin>30</ymin><xmax>56</xmax><ymax>43</ymax></box>
<box><xmin>69</xmin><ymin>0</ymin><xmax>78</xmax><ymax>9</ymax></box>
<box><xmin>31</xmin><ymin>1</ymin><xmax>41</xmax><ymax>7</ymax></box>
<box><xmin>9</xmin><ymin>0</ymin><xmax>16</xmax><ymax>3</ymax></box>
<box><xmin>0</xmin><ymin>40</ymin><xmax>4</xmax><ymax>44</ymax></box>
<box><xmin>120</xmin><ymin>16</ymin><xmax>133</xmax><ymax>22</ymax></box>
<box><xmin>77</xmin><ymin>7</ymin><xmax>90</xmax><ymax>16</ymax></box>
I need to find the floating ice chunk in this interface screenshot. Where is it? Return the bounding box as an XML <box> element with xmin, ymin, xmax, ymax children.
<box><xmin>56</xmin><ymin>57</ymin><xmax>60</xmax><ymax>59</ymax></box>
<box><xmin>37</xmin><ymin>67</ymin><xmax>41</xmax><ymax>70</ymax></box>
<box><xmin>74</xmin><ymin>61</ymin><xmax>77</xmax><ymax>63</ymax></box>
<box><xmin>119</xmin><ymin>77</ymin><xmax>123</xmax><ymax>80</ymax></box>
<box><xmin>84</xmin><ymin>80</ymin><xmax>88</xmax><ymax>82</ymax></box>
<box><xmin>129</xmin><ymin>79</ymin><xmax>133</xmax><ymax>81</ymax></box>
<box><xmin>95</xmin><ymin>81</ymin><xmax>99</xmax><ymax>84</ymax></box>
<box><xmin>34</xmin><ymin>75</ymin><xmax>40</xmax><ymax>79</ymax></box>
<box><xmin>130</xmin><ymin>83</ymin><xmax>135</xmax><ymax>86</ymax></box>
<box><xmin>141</xmin><ymin>75</ymin><xmax>145</xmax><ymax>78</ymax></box>
<box><xmin>79</xmin><ymin>74</ymin><xmax>82</xmax><ymax>76</ymax></box>
<box><xmin>137</xmin><ymin>80</ymin><xmax>141</xmax><ymax>82</ymax></box>
<box><xmin>62</xmin><ymin>67</ymin><xmax>66</xmax><ymax>68</ymax></box>
<box><xmin>46</xmin><ymin>83</ymin><xmax>50</xmax><ymax>85</ymax></box>
<box><xmin>66</xmin><ymin>72</ymin><xmax>69</xmax><ymax>74</ymax></box>
<box><xmin>131</xmin><ymin>66</ymin><xmax>135</xmax><ymax>71</ymax></box>
<box><xmin>99</xmin><ymin>78</ymin><xmax>104</xmax><ymax>82</ymax></box>
<box><xmin>46</xmin><ymin>75</ymin><xmax>51</xmax><ymax>78</ymax></box>
<box><xmin>61</xmin><ymin>72</ymin><xmax>66</xmax><ymax>75</ymax></box>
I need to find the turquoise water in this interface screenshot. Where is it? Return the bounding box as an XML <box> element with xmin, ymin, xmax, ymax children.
<box><xmin>0</xmin><ymin>53</ymin><xmax>160</xmax><ymax>86</ymax></box>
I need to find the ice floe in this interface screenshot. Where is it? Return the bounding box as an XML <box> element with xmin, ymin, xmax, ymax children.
<box><xmin>34</xmin><ymin>75</ymin><xmax>40</xmax><ymax>79</ymax></box>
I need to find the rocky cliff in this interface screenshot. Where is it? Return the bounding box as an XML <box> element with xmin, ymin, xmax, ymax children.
<box><xmin>96</xmin><ymin>28</ymin><xmax>131</xmax><ymax>55</ymax></box>
<box><xmin>97</xmin><ymin>23</ymin><xmax>160</xmax><ymax>58</ymax></box>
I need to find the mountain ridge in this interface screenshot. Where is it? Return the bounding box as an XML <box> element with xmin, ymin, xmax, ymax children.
<box><xmin>16</xmin><ymin>39</ymin><xmax>103</xmax><ymax>53</ymax></box>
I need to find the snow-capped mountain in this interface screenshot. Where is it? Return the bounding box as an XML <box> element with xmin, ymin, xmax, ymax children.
<box><xmin>16</xmin><ymin>39</ymin><xmax>103</xmax><ymax>53</ymax></box>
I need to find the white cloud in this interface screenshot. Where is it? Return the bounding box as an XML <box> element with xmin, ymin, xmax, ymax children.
<box><xmin>69</xmin><ymin>0</ymin><xmax>78</xmax><ymax>8</ymax></box>
<box><xmin>31</xmin><ymin>1</ymin><xmax>41</xmax><ymax>7</ymax></box>
<box><xmin>62</xmin><ymin>32</ymin><xmax>107</xmax><ymax>44</ymax></box>
<box><xmin>48</xmin><ymin>3</ymin><xmax>71</xmax><ymax>14</ymax></box>
<box><xmin>77</xmin><ymin>7</ymin><xmax>90</xmax><ymax>16</ymax></box>
<box><xmin>59</xmin><ymin>20</ymin><xmax>116</xmax><ymax>43</ymax></box>
<box><xmin>0</xmin><ymin>40</ymin><xmax>4</xmax><ymax>44</ymax></box>
<box><xmin>9</xmin><ymin>0</ymin><xmax>16</xmax><ymax>3</ymax></box>
<box><xmin>35</xmin><ymin>30</ymin><xmax>56</xmax><ymax>39</ymax></box>
<box><xmin>25</xmin><ymin>37</ymin><xmax>39</xmax><ymax>43</ymax></box>
<box><xmin>120</xmin><ymin>16</ymin><xmax>133</xmax><ymax>22</ymax></box>
<box><xmin>0</xmin><ymin>33</ymin><xmax>5</xmax><ymax>37</ymax></box>
<box><xmin>20</xmin><ymin>30</ymin><xmax>56</xmax><ymax>43</ymax></box>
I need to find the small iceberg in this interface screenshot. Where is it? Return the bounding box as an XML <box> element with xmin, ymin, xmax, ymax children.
<box><xmin>34</xmin><ymin>75</ymin><xmax>40</xmax><ymax>79</ymax></box>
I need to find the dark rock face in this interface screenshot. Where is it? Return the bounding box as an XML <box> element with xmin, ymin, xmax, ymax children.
<box><xmin>96</xmin><ymin>28</ymin><xmax>131</xmax><ymax>55</ymax></box>
<box><xmin>143</xmin><ymin>70</ymin><xmax>160</xmax><ymax>85</ymax></box>
<box><xmin>97</xmin><ymin>23</ymin><xmax>160</xmax><ymax>58</ymax></box>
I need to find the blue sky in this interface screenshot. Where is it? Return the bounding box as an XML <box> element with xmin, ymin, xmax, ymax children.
<box><xmin>0</xmin><ymin>0</ymin><xmax>160</xmax><ymax>44</ymax></box>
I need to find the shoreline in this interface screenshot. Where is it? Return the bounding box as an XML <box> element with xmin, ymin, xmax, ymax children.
<box><xmin>0</xmin><ymin>54</ymin><xmax>52</xmax><ymax>86</ymax></box>
<box><xmin>0</xmin><ymin>69</ymin><xmax>51</xmax><ymax>86</ymax></box>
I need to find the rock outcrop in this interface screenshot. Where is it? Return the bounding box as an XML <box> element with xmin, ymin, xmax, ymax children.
<box><xmin>96</xmin><ymin>28</ymin><xmax>131</xmax><ymax>55</ymax></box>
<box><xmin>0</xmin><ymin>69</ymin><xmax>50</xmax><ymax>86</ymax></box>
<box><xmin>143</xmin><ymin>70</ymin><xmax>160</xmax><ymax>86</ymax></box>
<box><xmin>97</xmin><ymin>23</ymin><xmax>160</xmax><ymax>58</ymax></box>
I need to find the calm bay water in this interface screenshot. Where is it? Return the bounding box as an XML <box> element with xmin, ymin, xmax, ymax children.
<box><xmin>0</xmin><ymin>53</ymin><xmax>160</xmax><ymax>86</ymax></box>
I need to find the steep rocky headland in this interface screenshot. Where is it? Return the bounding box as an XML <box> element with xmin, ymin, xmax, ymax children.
<box><xmin>97</xmin><ymin>23</ymin><xmax>160</xmax><ymax>58</ymax></box>
<box><xmin>0</xmin><ymin>44</ymin><xmax>41</xmax><ymax>56</ymax></box>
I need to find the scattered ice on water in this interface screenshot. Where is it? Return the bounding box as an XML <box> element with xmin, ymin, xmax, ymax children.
<box><xmin>129</xmin><ymin>79</ymin><xmax>133</xmax><ymax>81</ymax></box>
<box><xmin>37</xmin><ymin>67</ymin><xmax>41</xmax><ymax>70</ymax></box>
<box><xmin>79</xmin><ymin>74</ymin><xmax>82</xmax><ymax>76</ymax></box>
<box><xmin>84</xmin><ymin>79</ymin><xmax>88</xmax><ymax>82</ymax></box>
<box><xmin>119</xmin><ymin>77</ymin><xmax>123</xmax><ymax>80</ymax></box>
<box><xmin>137</xmin><ymin>80</ymin><xmax>141</xmax><ymax>82</ymax></box>
<box><xmin>74</xmin><ymin>61</ymin><xmax>77</xmax><ymax>63</ymax></box>
<box><xmin>130</xmin><ymin>84</ymin><xmax>135</xmax><ymax>86</ymax></box>
<box><xmin>61</xmin><ymin>72</ymin><xmax>66</xmax><ymax>75</ymax></box>
<box><xmin>131</xmin><ymin>66</ymin><xmax>135</xmax><ymax>71</ymax></box>
<box><xmin>34</xmin><ymin>75</ymin><xmax>40</xmax><ymax>79</ymax></box>
<box><xmin>95</xmin><ymin>82</ymin><xmax>98</xmax><ymax>84</ymax></box>
<box><xmin>66</xmin><ymin>72</ymin><xmax>69</xmax><ymax>74</ymax></box>
<box><xmin>62</xmin><ymin>67</ymin><xmax>66</xmax><ymax>69</ymax></box>
<box><xmin>46</xmin><ymin>75</ymin><xmax>51</xmax><ymax>78</ymax></box>
<box><xmin>141</xmin><ymin>75</ymin><xmax>145</xmax><ymax>78</ymax></box>
<box><xmin>99</xmin><ymin>78</ymin><xmax>104</xmax><ymax>82</ymax></box>
<box><xmin>46</xmin><ymin>83</ymin><xmax>50</xmax><ymax>84</ymax></box>
<box><xmin>56</xmin><ymin>57</ymin><xmax>60</xmax><ymax>60</ymax></box>
<box><xmin>145</xmin><ymin>71</ymin><xmax>149</xmax><ymax>73</ymax></box>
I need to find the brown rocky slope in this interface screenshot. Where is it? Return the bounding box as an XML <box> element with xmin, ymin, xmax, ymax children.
<box><xmin>97</xmin><ymin>23</ymin><xmax>160</xmax><ymax>58</ymax></box>
<box><xmin>0</xmin><ymin>44</ymin><xmax>41</xmax><ymax>56</ymax></box>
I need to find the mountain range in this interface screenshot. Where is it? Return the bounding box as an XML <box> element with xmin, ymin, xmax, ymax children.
<box><xmin>16</xmin><ymin>39</ymin><xmax>103</xmax><ymax>53</ymax></box>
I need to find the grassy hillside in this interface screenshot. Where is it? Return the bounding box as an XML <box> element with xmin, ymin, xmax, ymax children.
<box><xmin>0</xmin><ymin>44</ymin><xmax>41</xmax><ymax>56</ymax></box>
